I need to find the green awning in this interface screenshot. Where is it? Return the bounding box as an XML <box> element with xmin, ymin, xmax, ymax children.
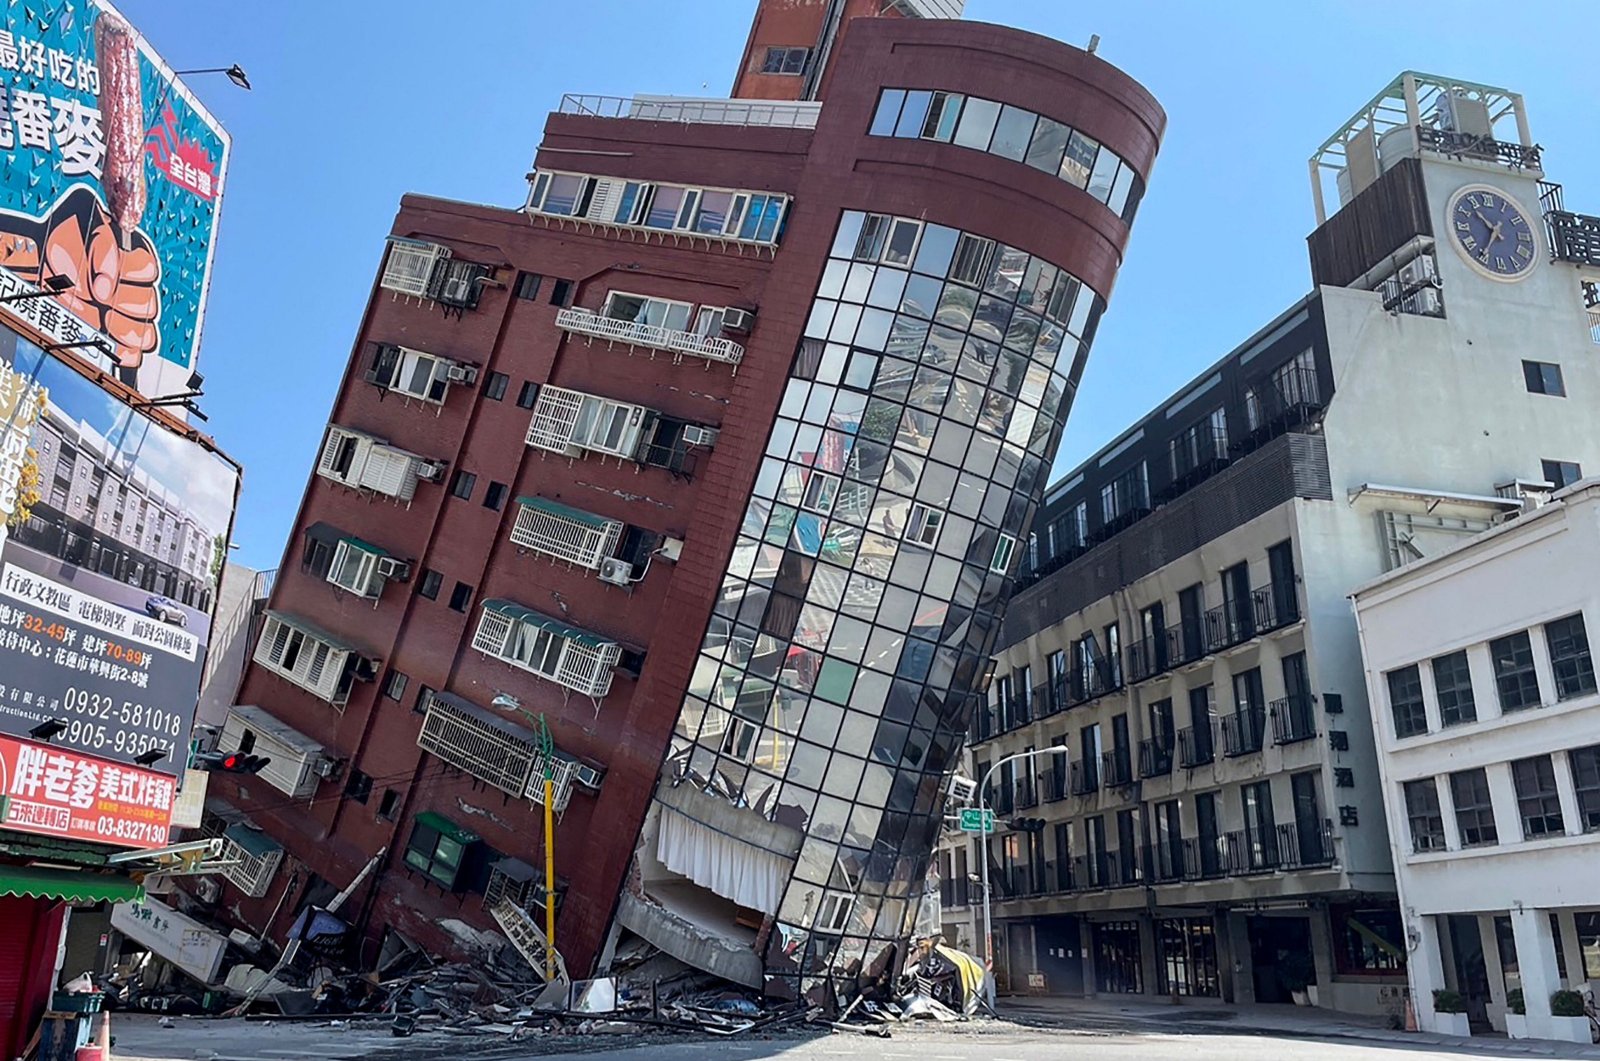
<box><xmin>224</xmin><ymin>823</ymin><xmax>281</xmax><ymax>859</ymax></box>
<box><xmin>413</xmin><ymin>810</ymin><xmax>479</xmax><ymax>847</ymax></box>
<box><xmin>481</xmin><ymin>599</ymin><xmax>615</xmax><ymax>651</ymax></box>
<box><xmin>338</xmin><ymin>534</ymin><xmax>388</xmax><ymax>557</ymax></box>
<box><xmin>0</xmin><ymin>865</ymin><xmax>142</xmax><ymax>904</ymax></box>
<box><xmin>516</xmin><ymin>495</ymin><xmax>616</xmax><ymax>532</ymax></box>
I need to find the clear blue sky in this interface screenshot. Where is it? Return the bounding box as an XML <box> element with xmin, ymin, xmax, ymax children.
<box><xmin>117</xmin><ymin>0</ymin><xmax>1596</xmax><ymax>572</ymax></box>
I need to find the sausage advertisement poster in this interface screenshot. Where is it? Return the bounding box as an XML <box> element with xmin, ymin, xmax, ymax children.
<box><xmin>0</xmin><ymin>323</ymin><xmax>238</xmax><ymax>776</ymax></box>
<box><xmin>0</xmin><ymin>0</ymin><xmax>229</xmax><ymax>399</ymax></box>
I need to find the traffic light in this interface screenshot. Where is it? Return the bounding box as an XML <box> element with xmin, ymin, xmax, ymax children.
<box><xmin>194</xmin><ymin>751</ymin><xmax>272</xmax><ymax>774</ymax></box>
<box><xmin>1007</xmin><ymin>816</ymin><xmax>1046</xmax><ymax>833</ymax></box>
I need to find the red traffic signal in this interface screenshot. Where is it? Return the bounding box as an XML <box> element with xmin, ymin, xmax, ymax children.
<box><xmin>195</xmin><ymin>751</ymin><xmax>272</xmax><ymax>774</ymax></box>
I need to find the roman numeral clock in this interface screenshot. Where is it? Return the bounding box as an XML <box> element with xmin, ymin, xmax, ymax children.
<box><xmin>1447</xmin><ymin>184</ymin><xmax>1539</xmax><ymax>281</ymax></box>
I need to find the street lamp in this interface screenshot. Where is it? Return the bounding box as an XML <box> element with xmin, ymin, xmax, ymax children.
<box><xmin>0</xmin><ymin>275</ymin><xmax>71</xmax><ymax>304</ymax></box>
<box><xmin>976</xmin><ymin>745</ymin><xmax>1069</xmax><ymax>989</ymax></box>
<box><xmin>175</xmin><ymin>64</ymin><xmax>251</xmax><ymax>91</ymax></box>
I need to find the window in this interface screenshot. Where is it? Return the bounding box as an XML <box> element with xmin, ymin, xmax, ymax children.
<box><xmin>382</xmin><ymin>669</ymin><xmax>408</xmax><ymax>701</ymax></box>
<box><xmin>344</xmin><ymin>769</ymin><xmax>372</xmax><ymax>804</ymax></box>
<box><xmin>418</xmin><ymin>568</ymin><xmax>442</xmax><ymax>600</ymax></box>
<box><xmin>949</xmin><ymin>233</ymin><xmax>994</xmax><ymax>286</ymax></box>
<box><xmin>471</xmin><ymin>600</ymin><xmax>622</xmax><ymax>698</ymax></box>
<box><xmin>516</xmin><ymin>381</ymin><xmax>539</xmax><ymax>409</ymax></box>
<box><xmin>526</xmin><ymin>386</ymin><xmax>650</xmax><ymax>459</ymax></box>
<box><xmin>952</xmin><ymin>96</ymin><xmax>999</xmax><ymax>151</ymax></box>
<box><xmin>301</xmin><ymin>532</ymin><xmax>336</xmax><ymax>579</ymax></box>
<box><xmin>1544</xmin><ymin>612</ymin><xmax>1596</xmax><ymax>700</ymax></box>
<box><xmin>1523</xmin><ymin>360</ymin><xmax>1566</xmax><ymax>396</ymax></box>
<box><xmin>327</xmin><ymin>540</ymin><xmax>383</xmax><ymax>598</ymax></box>
<box><xmin>483</xmin><ymin>482</ymin><xmax>509</xmax><ymax>511</ymax></box>
<box><xmin>1542</xmin><ymin>459</ymin><xmax>1582</xmax><ymax>489</ymax></box>
<box><xmin>548</xmin><ymin>278</ymin><xmax>573</xmax><ymax>307</ymax></box>
<box><xmin>380</xmin><ymin>238</ymin><xmax>446</xmax><ymax>296</ymax></box>
<box><xmin>1241</xmin><ymin>780</ymin><xmax>1277</xmax><ymax>869</ymax></box>
<box><xmin>449</xmin><ymin>470</ymin><xmax>477</xmax><ymax>500</ymax></box>
<box><xmin>377</xmin><ymin>789</ymin><xmax>399</xmax><ymax>820</ymax></box>
<box><xmin>403</xmin><ymin>814</ymin><xmax>474</xmax><ymax>890</ymax></box>
<box><xmin>448</xmin><ymin>581</ymin><xmax>474</xmax><ymax>613</ymax></box>
<box><xmin>509</xmin><ymin>497</ymin><xmax>624</xmax><ymax>570</ymax></box>
<box><xmin>800</xmin><ymin>472</ymin><xmax>840</xmax><ymax>515</ymax></box>
<box><xmin>1431</xmin><ymin>650</ymin><xmax>1476</xmax><ymax>727</ymax></box>
<box><xmin>1450</xmin><ymin>768</ymin><xmax>1498</xmax><ymax>847</ymax></box>
<box><xmin>1404</xmin><ymin>779</ymin><xmax>1446</xmax><ymax>852</ymax></box>
<box><xmin>815</xmin><ymin>891</ymin><xmax>855</xmax><ymax>933</ymax></box>
<box><xmin>514</xmin><ymin>272</ymin><xmax>542</xmax><ymax>300</ymax></box>
<box><xmin>1570</xmin><ymin>744</ymin><xmax>1600</xmax><ymax>832</ymax></box>
<box><xmin>1490</xmin><ymin>630</ymin><xmax>1541</xmax><ymax>711</ymax></box>
<box><xmin>991</xmin><ymin>533</ymin><xmax>1016</xmax><ymax>575</ymax></box>
<box><xmin>369</xmin><ymin>345</ymin><xmax>462</xmax><ymax>404</ymax></box>
<box><xmin>905</xmin><ymin>504</ymin><xmax>943</xmax><ymax>548</ymax></box>
<box><xmin>761</xmin><ymin>45</ymin><xmax>808</xmax><ymax>74</ymax></box>
<box><xmin>484</xmin><ymin>371</ymin><xmax>509</xmax><ymax>401</ymax></box>
<box><xmin>1332</xmin><ymin>905</ymin><xmax>1406</xmax><ymax>976</ymax></box>
<box><xmin>870</xmin><ymin>89</ymin><xmax>905</xmax><ymax>136</ymax></box>
<box><xmin>602</xmin><ymin>291</ymin><xmax>694</xmax><ymax>331</ymax></box>
<box><xmin>253</xmin><ymin>612</ymin><xmax>358</xmax><ymax>705</ymax></box>
<box><xmin>1512</xmin><ymin>755</ymin><xmax>1565</xmax><ymax>838</ymax></box>
<box><xmin>1386</xmin><ymin>665</ymin><xmax>1427</xmax><ymax>738</ymax></box>
<box><xmin>882</xmin><ymin>218</ymin><xmax>921</xmax><ymax>266</ymax></box>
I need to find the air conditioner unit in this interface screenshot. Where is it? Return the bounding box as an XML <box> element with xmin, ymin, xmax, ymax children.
<box><xmin>720</xmin><ymin>307</ymin><xmax>756</xmax><ymax>334</ymax></box>
<box><xmin>946</xmin><ymin>774</ymin><xmax>978</xmax><ymax>806</ymax></box>
<box><xmin>1410</xmin><ymin>287</ymin><xmax>1443</xmax><ymax>316</ymax></box>
<box><xmin>659</xmin><ymin>536</ymin><xmax>684</xmax><ymax>562</ymax></box>
<box><xmin>376</xmin><ymin>556</ymin><xmax>411</xmax><ymax>582</ymax></box>
<box><xmin>598</xmin><ymin>557</ymin><xmax>634</xmax><ymax>586</ymax></box>
<box><xmin>1398</xmin><ymin>255</ymin><xmax>1438</xmax><ymax>288</ymax></box>
<box><xmin>416</xmin><ymin>459</ymin><xmax>448</xmax><ymax>483</ymax></box>
<box><xmin>445</xmin><ymin>362</ymin><xmax>478</xmax><ymax>385</ymax></box>
<box><xmin>573</xmin><ymin>763</ymin><xmax>604</xmax><ymax>790</ymax></box>
<box><xmin>682</xmin><ymin>425</ymin><xmax>719</xmax><ymax>448</ymax></box>
<box><xmin>440</xmin><ymin>275</ymin><xmax>475</xmax><ymax>304</ymax></box>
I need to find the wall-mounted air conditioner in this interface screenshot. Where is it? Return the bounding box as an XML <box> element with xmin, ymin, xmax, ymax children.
<box><xmin>682</xmin><ymin>425</ymin><xmax>719</xmax><ymax>448</ymax></box>
<box><xmin>720</xmin><ymin>307</ymin><xmax>756</xmax><ymax>334</ymax></box>
<box><xmin>376</xmin><ymin>556</ymin><xmax>412</xmax><ymax>582</ymax></box>
<box><xmin>597</xmin><ymin>558</ymin><xmax>634</xmax><ymax>586</ymax></box>
<box><xmin>417</xmin><ymin>460</ymin><xmax>448</xmax><ymax>483</ymax></box>
<box><xmin>446</xmin><ymin>362</ymin><xmax>479</xmax><ymax>385</ymax></box>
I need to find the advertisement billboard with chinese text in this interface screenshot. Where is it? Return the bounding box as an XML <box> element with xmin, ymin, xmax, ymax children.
<box><xmin>0</xmin><ymin>0</ymin><xmax>229</xmax><ymax>398</ymax></box>
<box><xmin>0</xmin><ymin>731</ymin><xmax>173</xmax><ymax>848</ymax></box>
<box><xmin>0</xmin><ymin>323</ymin><xmax>238</xmax><ymax>774</ymax></box>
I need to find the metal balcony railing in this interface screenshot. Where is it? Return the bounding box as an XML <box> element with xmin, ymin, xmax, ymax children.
<box><xmin>556</xmin><ymin>307</ymin><xmax>745</xmax><ymax>366</ymax></box>
<box><xmin>1069</xmin><ymin>758</ymin><xmax>1100</xmax><ymax>796</ymax></box>
<box><xmin>1547</xmin><ymin>210</ymin><xmax>1600</xmax><ymax>268</ymax></box>
<box><xmin>1222</xmin><ymin>706</ymin><xmax>1266</xmax><ymax>757</ymax></box>
<box><xmin>1416</xmin><ymin>125</ymin><xmax>1541</xmax><ymax>170</ymax></box>
<box><xmin>1014</xmin><ymin>779</ymin><xmax>1040</xmax><ymax>810</ymax></box>
<box><xmin>1177</xmin><ymin>726</ymin><xmax>1214</xmax><ymax>768</ymax></box>
<box><xmin>1138</xmin><ymin>737</ymin><xmax>1174</xmax><ymax>778</ymax></box>
<box><xmin>1270</xmin><ymin>694</ymin><xmax>1318</xmax><ymax>745</ymax></box>
<box><xmin>559</xmin><ymin>93</ymin><xmax>821</xmax><ymax>129</ymax></box>
<box><xmin>1044</xmin><ymin>765</ymin><xmax>1067</xmax><ymax>802</ymax></box>
<box><xmin>1101</xmin><ymin>749</ymin><xmax>1135</xmax><ymax>790</ymax></box>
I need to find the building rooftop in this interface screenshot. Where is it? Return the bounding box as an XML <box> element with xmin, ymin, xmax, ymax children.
<box><xmin>558</xmin><ymin>94</ymin><xmax>822</xmax><ymax>130</ymax></box>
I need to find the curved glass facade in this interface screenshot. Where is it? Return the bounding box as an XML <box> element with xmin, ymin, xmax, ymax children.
<box><xmin>870</xmin><ymin>88</ymin><xmax>1146</xmax><ymax>225</ymax></box>
<box><xmin>657</xmin><ymin>208</ymin><xmax>1104</xmax><ymax>1003</ymax></box>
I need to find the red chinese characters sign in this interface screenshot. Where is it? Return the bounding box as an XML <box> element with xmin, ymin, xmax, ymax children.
<box><xmin>0</xmin><ymin>732</ymin><xmax>172</xmax><ymax>849</ymax></box>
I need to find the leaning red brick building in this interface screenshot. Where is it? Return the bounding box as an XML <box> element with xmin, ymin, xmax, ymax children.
<box><xmin>195</xmin><ymin>0</ymin><xmax>1163</xmax><ymax>996</ymax></box>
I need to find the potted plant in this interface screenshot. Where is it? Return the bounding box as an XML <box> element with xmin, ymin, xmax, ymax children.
<box><xmin>1504</xmin><ymin>988</ymin><xmax>1527</xmax><ymax>1039</ymax></box>
<box><xmin>1548</xmin><ymin>990</ymin><xmax>1592</xmax><ymax>1042</ymax></box>
<box><xmin>1279</xmin><ymin>952</ymin><xmax>1316</xmax><ymax>1007</ymax></box>
<box><xmin>1432</xmin><ymin>989</ymin><xmax>1471</xmax><ymax>1036</ymax></box>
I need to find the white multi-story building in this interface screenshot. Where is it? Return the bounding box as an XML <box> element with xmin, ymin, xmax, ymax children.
<box><xmin>944</xmin><ymin>71</ymin><xmax>1600</xmax><ymax>1017</ymax></box>
<box><xmin>1351</xmin><ymin>479</ymin><xmax>1600</xmax><ymax>1042</ymax></box>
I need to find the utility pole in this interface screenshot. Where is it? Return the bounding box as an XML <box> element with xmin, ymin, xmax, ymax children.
<box><xmin>537</xmin><ymin>713</ymin><xmax>557</xmax><ymax>982</ymax></box>
<box><xmin>976</xmin><ymin>746</ymin><xmax>1069</xmax><ymax>996</ymax></box>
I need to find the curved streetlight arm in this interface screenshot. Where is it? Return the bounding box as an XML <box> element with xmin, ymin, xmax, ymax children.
<box><xmin>976</xmin><ymin>745</ymin><xmax>1070</xmax><ymax>981</ymax></box>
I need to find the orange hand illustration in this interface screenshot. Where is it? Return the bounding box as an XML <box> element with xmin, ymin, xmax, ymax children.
<box><xmin>0</xmin><ymin>187</ymin><xmax>160</xmax><ymax>372</ymax></box>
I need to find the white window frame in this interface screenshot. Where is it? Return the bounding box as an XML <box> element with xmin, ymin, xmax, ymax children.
<box><xmin>380</xmin><ymin>239</ymin><xmax>447</xmax><ymax>297</ymax></box>
<box><xmin>526</xmin><ymin>386</ymin><xmax>586</xmax><ymax>453</ymax></box>
<box><xmin>602</xmin><ymin>291</ymin><xmax>694</xmax><ymax>332</ymax></box>
<box><xmin>693</xmin><ymin>306</ymin><xmax>727</xmax><ymax>336</ymax></box>
<box><xmin>317</xmin><ymin>425</ymin><xmax>427</xmax><ymax>502</ymax></box>
<box><xmin>528</xmin><ymin>170</ymin><xmax>786</xmax><ymax>245</ymax></box>
<box><xmin>327</xmin><ymin>540</ymin><xmax>383</xmax><ymax>598</ymax></box>
<box><xmin>991</xmin><ymin>533</ymin><xmax>1016</xmax><ymax>574</ymax></box>
<box><xmin>316</xmin><ymin>426</ymin><xmax>370</xmax><ymax>488</ymax></box>
<box><xmin>388</xmin><ymin>347</ymin><xmax>454</xmax><ymax>404</ymax></box>
<box><xmin>720</xmin><ymin>715</ymin><xmax>762</xmax><ymax>763</ymax></box>
<box><xmin>881</xmin><ymin>218</ymin><xmax>922</xmax><ymax>267</ymax></box>
<box><xmin>218</xmin><ymin>834</ymin><xmax>282</xmax><ymax>898</ymax></box>
<box><xmin>253</xmin><ymin>614</ymin><xmax>355</xmax><ymax>706</ymax></box>
<box><xmin>815</xmin><ymin>891</ymin><xmax>855</xmax><ymax>934</ymax></box>
<box><xmin>471</xmin><ymin>605</ymin><xmax>621</xmax><ymax>699</ymax></box>
<box><xmin>509</xmin><ymin>500</ymin><xmax>623</xmax><ymax>570</ymax></box>
<box><xmin>905</xmin><ymin>504</ymin><xmax>944</xmax><ymax>549</ymax></box>
<box><xmin>800</xmin><ymin>472</ymin><xmax>841</xmax><ymax>516</ymax></box>
<box><xmin>526</xmin><ymin>386</ymin><xmax>649</xmax><ymax>460</ymax></box>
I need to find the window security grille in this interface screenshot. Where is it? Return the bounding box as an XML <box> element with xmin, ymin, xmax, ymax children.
<box><xmin>380</xmin><ymin>238</ymin><xmax>448</xmax><ymax>297</ymax></box>
<box><xmin>253</xmin><ymin>614</ymin><xmax>354</xmax><ymax>705</ymax></box>
<box><xmin>509</xmin><ymin>500</ymin><xmax>623</xmax><ymax>570</ymax></box>
<box><xmin>525</xmin><ymin>386</ymin><xmax>649</xmax><ymax>460</ymax></box>
<box><xmin>471</xmin><ymin>603</ymin><xmax>621</xmax><ymax>699</ymax></box>
<box><xmin>221</xmin><ymin>835</ymin><xmax>282</xmax><ymax>897</ymax></box>
<box><xmin>316</xmin><ymin>425</ymin><xmax>429</xmax><ymax>502</ymax></box>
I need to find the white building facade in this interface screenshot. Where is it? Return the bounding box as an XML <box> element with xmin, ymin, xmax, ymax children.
<box><xmin>1352</xmin><ymin>480</ymin><xmax>1600</xmax><ymax>1042</ymax></box>
<box><xmin>946</xmin><ymin>72</ymin><xmax>1600</xmax><ymax>1018</ymax></box>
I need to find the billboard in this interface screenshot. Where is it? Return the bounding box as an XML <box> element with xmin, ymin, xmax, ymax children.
<box><xmin>0</xmin><ymin>323</ymin><xmax>238</xmax><ymax>774</ymax></box>
<box><xmin>0</xmin><ymin>0</ymin><xmax>229</xmax><ymax>398</ymax></box>
<box><xmin>0</xmin><ymin>730</ymin><xmax>174</xmax><ymax>848</ymax></box>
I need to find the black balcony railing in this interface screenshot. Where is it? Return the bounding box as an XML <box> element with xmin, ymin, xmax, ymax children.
<box><xmin>1101</xmin><ymin>749</ymin><xmax>1134</xmax><ymax>790</ymax></box>
<box><xmin>1177</xmin><ymin>725</ymin><xmax>1214</xmax><ymax>768</ymax></box>
<box><xmin>965</xmin><ymin>820</ymin><xmax>1338</xmax><ymax>909</ymax></box>
<box><xmin>1270</xmin><ymin>694</ymin><xmax>1317</xmax><ymax>745</ymax></box>
<box><xmin>1416</xmin><ymin>125</ymin><xmax>1542</xmax><ymax>170</ymax></box>
<box><xmin>1222</xmin><ymin>706</ymin><xmax>1266</xmax><ymax>757</ymax></box>
<box><xmin>1069</xmin><ymin>757</ymin><xmax>1099</xmax><ymax>796</ymax></box>
<box><xmin>1015</xmin><ymin>779</ymin><xmax>1040</xmax><ymax>810</ymax></box>
<box><xmin>1044</xmin><ymin>765</ymin><xmax>1067</xmax><ymax>802</ymax></box>
<box><xmin>992</xmin><ymin>785</ymin><xmax>1015</xmax><ymax>816</ymax></box>
<box><xmin>1160</xmin><ymin>425</ymin><xmax>1231</xmax><ymax>502</ymax></box>
<box><xmin>1547</xmin><ymin>210</ymin><xmax>1600</xmax><ymax>268</ymax></box>
<box><xmin>1137</xmin><ymin>737</ymin><xmax>1174</xmax><ymax>778</ymax></box>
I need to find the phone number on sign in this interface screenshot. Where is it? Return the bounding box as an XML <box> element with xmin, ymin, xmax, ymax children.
<box><xmin>95</xmin><ymin>815</ymin><xmax>167</xmax><ymax>845</ymax></box>
<box><xmin>60</xmin><ymin>717</ymin><xmax>173</xmax><ymax>761</ymax></box>
<box><xmin>61</xmin><ymin>687</ymin><xmax>183</xmax><ymax>735</ymax></box>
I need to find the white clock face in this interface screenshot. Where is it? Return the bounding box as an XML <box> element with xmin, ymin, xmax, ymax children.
<box><xmin>1446</xmin><ymin>184</ymin><xmax>1538</xmax><ymax>282</ymax></box>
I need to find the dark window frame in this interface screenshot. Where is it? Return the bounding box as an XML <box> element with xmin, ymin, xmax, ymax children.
<box><xmin>1522</xmin><ymin>359</ymin><xmax>1566</xmax><ymax>396</ymax></box>
<box><xmin>1490</xmin><ymin>630</ymin><xmax>1541</xmax><ymax>712</ymax></box>
<box><xmin>1571</xmin><ymin>744</ymin><xmax>1600</xmax><ymax>833</ymax></box>
<box><xmin>449</xmin><ymin>470</ymin><xmax>478</xmax><ymax>501</ymax></box>
<box><xmin>1511</xmin><ymin>755</ymin><xmax>1565</xmax><ymax>839</ymax></box>
<box><xmin>483</xmin><ymin>481</ymin><xmax>509</xmax><ymax>511</ymax></box>
<box><xmin>1403</xmin><ymin>778</ymin><xmax>1445</xmax><ymax>853</ymax></box>
<box><xmin>1431</xmin><ymin>650</ymin><xmax>1477</xmax><ymax>727</ymax></box>
<box><xmin>382</xmin><ymin>669</ymin><xmax>408</xmax><ymax>701</ymax></box>
<box><xmin>1545</xmin><ymin>612</ymin><xmax>1597</xmax><ymax>701</ymax></box>
<box><xmin>484</xmin><ymin>371</ymin><xmax>510</xmax><ymax>401</ymax></box>
<box><xmin>1541</xmin><ymin>459</ymin><xmax>1582</xmax><ymax>489</ymax></box>
<box><xmin>516</xmin><ymin>381</ymin><xmax>539</xmax><ymax>409</ymax></box>
<box><xmin>417</xmin><ymin>569</ymin><xmax>443</xmax><ymax>600</ymax></box>
<box><xmin>514</xmin><ymin>272</ymin><xmax>542</xmax><ymax>300</ymax></box>
<box><xmin>1450</xmin><ymin>768</ymin><xmax>1498</xmax><ymax>847</ymax></box>
<box><xmin>448</xmin><ymin>581</ymin><xmax>475</xmax><ymax>613</ymax></box>
<box><xmin>1386</xmin><ymin>664</ymin><xmax>1428</xmax><ymax>738</ymax></box>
